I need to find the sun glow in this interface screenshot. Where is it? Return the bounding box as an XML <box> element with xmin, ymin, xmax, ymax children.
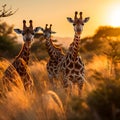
<box><xmin>107</xmin><ymin>6</ymin><xmax>120</xmax><ymax>27</ymax></box>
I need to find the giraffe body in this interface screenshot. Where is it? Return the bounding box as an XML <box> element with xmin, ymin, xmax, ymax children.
<box><xmin>40</xmin><ymin>24</ymin><xmax>65</xmax><ymax>85</ymax></box>
<box><xmin>60</xmin><ymin>12</ymin><xmax>90</xmax><ymax>95</ymax></box>
<box><xmin>46</xmin><ymin>38</ymin><xmax>65</xmax><ymax>85</ymax></box>
<box><xmin>1</xmin><ymin>20</ymin><xmax>40</xmax><ymax>93</ymax></box>
<box><xmin>46</xmin><ymin>50</ymin><xmax>64</xmax><ymax>81</ymax></box>
<box><xmin>61</xmin><ymin>37</ymin><xmax>85</xmax><ymax>93</ymax></box>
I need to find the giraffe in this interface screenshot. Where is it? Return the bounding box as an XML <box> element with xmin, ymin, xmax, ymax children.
<box><xmin>39</xmin><ymin>24</ymin><xmax>65</xmax><ymax>87</ymax></box>
<box><xmin>61</xmin><ymin>11</ymin><xmax>90</xmax><ymax>95</ymax></box>
<box><xmin>2</xmin><ymin>20</ymin><xmax>40</xmax><ymax>93</ymax></box>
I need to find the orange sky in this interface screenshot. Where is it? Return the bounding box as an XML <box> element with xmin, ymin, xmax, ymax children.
<box><xmin>0</xmin><ymin>0</ymin><xmax>120</xmax><ymax>38</ymax></box>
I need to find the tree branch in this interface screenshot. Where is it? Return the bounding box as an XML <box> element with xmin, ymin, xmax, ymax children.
<box><xmin>0</xmin><ymin>4</ymin><xmax>18</xmax><ymax>18</ymax></box>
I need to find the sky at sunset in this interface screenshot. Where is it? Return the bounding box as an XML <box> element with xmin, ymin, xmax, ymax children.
<box><xmin>0</xmin><ymin>0</ymin><xmax>120</xmax><ymax>38</ymax></box>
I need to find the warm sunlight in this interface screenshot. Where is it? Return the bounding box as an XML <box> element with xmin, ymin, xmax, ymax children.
<box><xmin>107</xmin><ymin>6</ymin><xmax>120</xmax><ymax>27</ymax></box>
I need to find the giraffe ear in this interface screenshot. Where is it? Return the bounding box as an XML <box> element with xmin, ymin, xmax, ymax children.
<box><xmin>67</xmin><ymin>17</ymin><xmax>74</xmax><ymax>23</ymax></box>
<box><xmin>83</xmin><ymin>17</ymin><xmax>90</xmax><ymax>23</ymax></box>
<box><xmin>38</xmin><ymin>27</ymin><xmax>44</xmax><ymax>32</ymax></box>
<box><xmin>34</xmin><ymin>27</ymin><xmax>41</xmax><ymax>33</ymax></box>
<box><xmin>14</xmin><ymin>29</ymin><xmax>22</xmax><ymax>34</ymax></box>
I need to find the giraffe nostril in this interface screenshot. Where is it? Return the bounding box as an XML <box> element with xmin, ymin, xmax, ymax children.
<box><xmin>77</xmin><ymin>29</ymin><xmax>82</xmax><ymax>32</ymax></box>
<box><xmin>26</xmin><ymin>38</ymin><xmax>32</xmax><ymax>41</ymax></box>
<box><xmin>26</xmin><ymin>38</ymin><xmax>30</xmax><ymax>41</ymax></box>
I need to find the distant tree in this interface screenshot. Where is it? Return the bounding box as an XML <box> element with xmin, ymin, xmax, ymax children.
<box><xmin>81</xmin><ymin>26</ymin><xmax>120</xmax><ymax>52</ymax></box>
<box><xmin>94</xmin><ymin>26</ymin><xmax>120</xmax><ymax>38</ymax></box>
<box><xmin>93</xmin><ymin>26</ymin><xmax>120</xmax><ymax>79</ymax></box>
<box><xmin>80</xmin><ymin>36</ymin><xmax>103</xmax><ymax>53</ymax></box>
<box><xmin>80</xmin><ymin>26</ymin><xmax>120</xmax><ymax>59</ymax></box>
<box><xmin>31</xmin><ymin>33</ymin><xmax>48</xmax><ymax>60</ymax></box>
<box><xmin>0</xmin><ymin>4</ymin><xmax>17</xmax><ymax>18</ymax></box>
<box><xmin>0</xmin><ymin>22</ymin><xmax>20</xmax><ymax>58</ymax></box>
<box><xmin>104</xmin><ymin>41</ymin><xmax>120</xmax><ymax>79</ymax></box>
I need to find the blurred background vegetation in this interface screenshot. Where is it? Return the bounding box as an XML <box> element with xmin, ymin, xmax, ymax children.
<box><xmin>0</xmin><ymin>5</ymin><xmax>120</xmax><ymax>120</ymax></box>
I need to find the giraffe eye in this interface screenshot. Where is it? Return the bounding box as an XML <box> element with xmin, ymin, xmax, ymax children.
<box><xmin>73</xmin><ymin>23</ymin><xmax>76</xmax><ymax>26</ymax></box>
<box><xmin>22</xmin><ymin>32</ymin><xmax>25</xmax><ymax>35</ymax></box>
<box><xmin>31</xmin><ymin>32</ymin><xmax>35</xmax><ymax>35</ymax></box>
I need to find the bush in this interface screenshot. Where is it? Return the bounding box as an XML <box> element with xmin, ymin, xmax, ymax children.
<box><xmin>0</xmin><ymin>22</ymin><xmax>20</xmax><ymax>59</ymax></box>
<box><xmin>87</xmin><ymin>79</ymin><xmax>120</xmax><ymax>120</ymax></box>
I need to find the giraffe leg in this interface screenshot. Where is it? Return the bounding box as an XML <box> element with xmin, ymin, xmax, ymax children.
<box><xmin>22</xmin><ymin>73</ymin><xmax>33</xmax><ymax>94</ymax></box>
<box><xmin>64</xmin><ymin>82</ymin><xmax>73</xmax><ymax>97</ymax></box>
<box><xmin>78</xmin><ymin>88</ymin><xmax>82</xmax><ymax>96</ymax></box>
<box><xmin>77</xmin><ymin>80</ymin><xmax>84</xmax><ymax>96</ymax></box>
<box><xmin>63</xmin><ymin>76</ymin><xmax>74</xmax><ymax>96</ymax></box>
<box><xmin>69</xmin><ymin>81</ymin><xmax>73</xmax><ymax>96</ymax></box>
<box><xmin>63</xmin><ymin>75</ymin><xmax>69</xmax><ymax>88</ymax></box>
<box><xmin>62</xmin><ymin>75</ymin><xmax>69</xmax><ymax>96</ymax></box>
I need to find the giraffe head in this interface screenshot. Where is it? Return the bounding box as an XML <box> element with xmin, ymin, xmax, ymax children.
<box><xmin>14</xmin><ymin>20</ymin><xmax>41</xmax><ymax>48</ymax></box>
<box><xmin>67</xmin><ymin>11</ymin><xmax>90</xmax><ymax>35</ymax></box>
<box><xmin>39</xmin><ymin>24</ymin><xmax>56</xmax><ymax>39</ymax></box>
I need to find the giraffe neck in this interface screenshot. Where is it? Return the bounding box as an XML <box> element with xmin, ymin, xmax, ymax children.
<box><xmin>67</xmin><ymin>34</ymin><xmax>81</xmax><ymax>59</ymax></box>
<box><xmin>46</xmin><ymin>38</ymin><xmax>58</xmax><ymax>58</ymax></box>
<box><xmin>15</xmin><ymin>43</ymin><xmax>30</xmax><ymax>64</ymax></box>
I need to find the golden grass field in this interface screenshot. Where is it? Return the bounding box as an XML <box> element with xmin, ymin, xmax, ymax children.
<box><xmin>0</xmin><ymin>54</ymin><xmax>120</xmax><ymax>120</ymax></box>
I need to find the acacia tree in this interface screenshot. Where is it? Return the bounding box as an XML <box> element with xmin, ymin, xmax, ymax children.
<box><xmin>104</xmin><ymin>40</ymin><xmax>120</xmax><ymax>79</ymax></box>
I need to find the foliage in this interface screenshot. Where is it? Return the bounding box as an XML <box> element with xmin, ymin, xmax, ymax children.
<box><xmin>80</xmin><ymin>26</ymin><xmax>120</xmax><ymax>56</ymax></box>
<box><xmin>65</xmin><ymin>71</ymin><xmax>120</xmax><ymax>120</ymax></box>
<box><xmin>66</xmin><ymin>96</ymin><xmax>93</xmax><ymax>120</ymax></box>
<box><xmin>94</xmin><ymin>26</ymin><xmax>120</xmax><ymax>38</ymax></box>
<box><xmin>31</xmin><ymin>36</ymin><xmax>49</xmax><ymax>60</ymax></box>
<box><xmin>0</xmin><ymin>22</ymin><xmax>20</xmax><ymax>58</ymax></box>
<box><xmin>80</xmin><ymin>36</ymin><xmax>103</xmax><ymax>53</ymax></box>
<box><xmin>87</xmin><ymin>79</ymin><xmax>120</xmax><ymax>120</ymax></box>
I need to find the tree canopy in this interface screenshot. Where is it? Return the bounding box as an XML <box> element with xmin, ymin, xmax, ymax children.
<box><xmin>0</xmin><ymin>22</ymin><xmax>20</xmax><ymax>58</ymax></box>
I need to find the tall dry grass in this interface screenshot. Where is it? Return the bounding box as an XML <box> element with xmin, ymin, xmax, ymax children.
<box><xmin>0</xmin><ymin>58</ymin><xmax>66</xmax><ymax>120</ymax></box>
<box><xmin>0</xmin><ymin>54</ymin><xmax>115</xmax><ymax>120</ymax></box>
